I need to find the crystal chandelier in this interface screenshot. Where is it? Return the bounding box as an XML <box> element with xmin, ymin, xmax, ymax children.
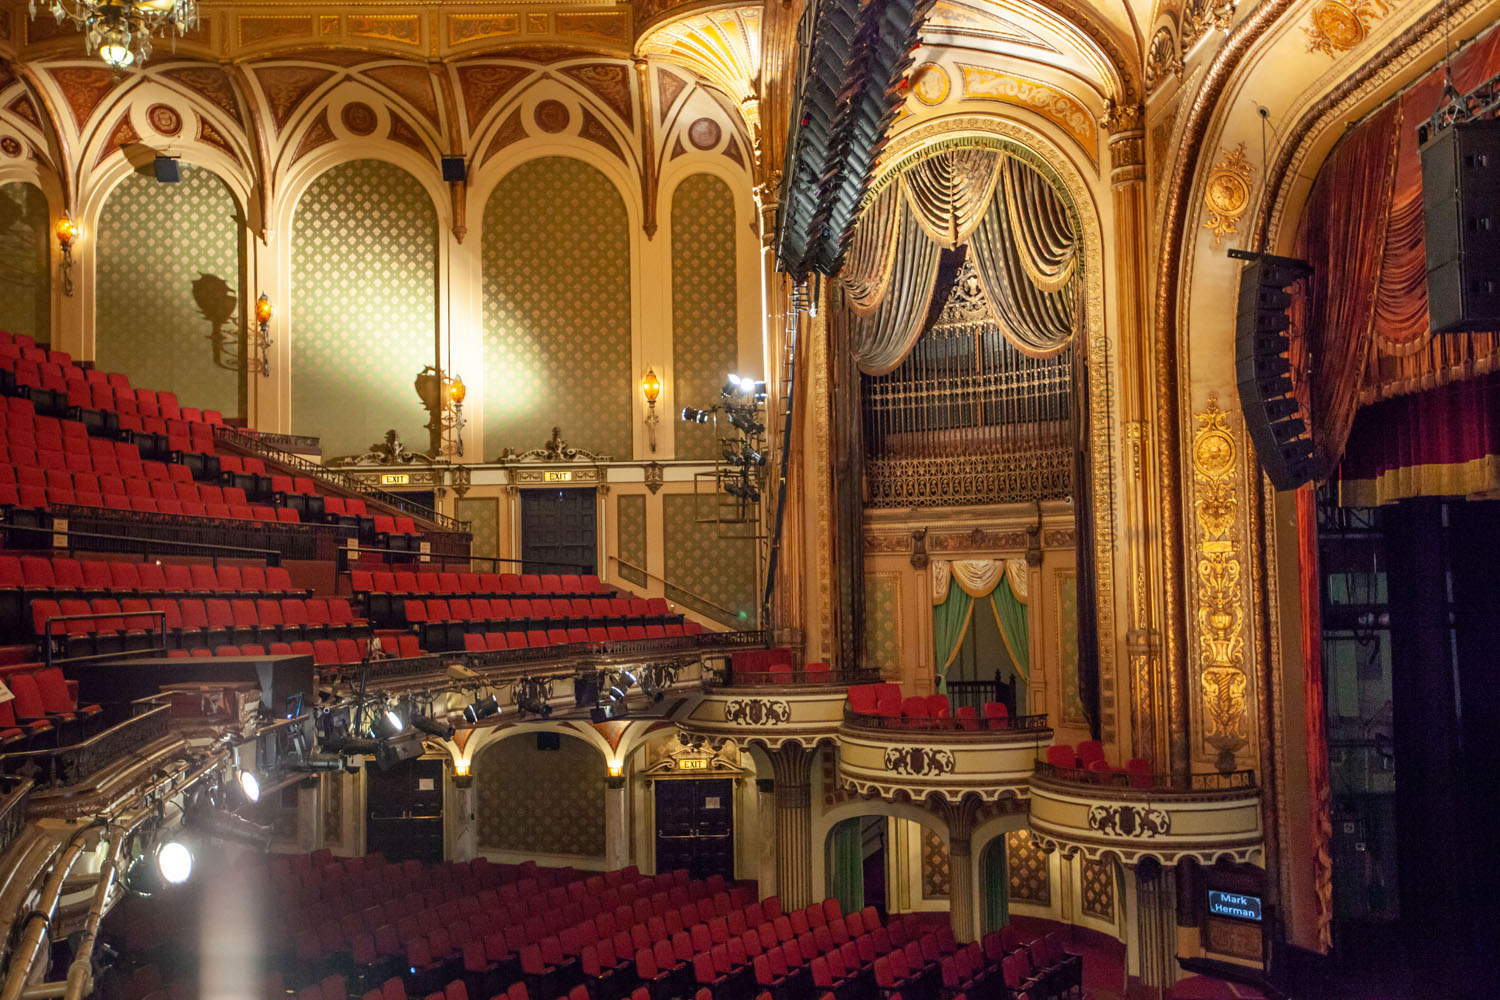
<box><xmin>29</xmin><ymin>0</ymin><xmax>200</xmax><ymax>69</ymax></box>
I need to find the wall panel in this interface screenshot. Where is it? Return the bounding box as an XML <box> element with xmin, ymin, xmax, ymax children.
<box><xmin>475</xmin><ymin>732</ymin><xmax>606</xmax><ymax>858</ymax></box>
<box><xmin>618</xmin><ymin>492</ymin><xmax>647</xmax><ymax>586</ymax></box>
<box><xmin>96</xmin><ymin>166</ymin><xmax>242</xmax><ymax>412</ymax></box>
<box><xmin>662</xmin><ymin>491</ymin><xmax>755</xmax><ymax>625</ymax></box>
<box><xmin>670</xmin><ymin>173</ymin><xmax>738</xmax><ymax>459</ymax></box>
<box><xmin>291</xmin><ymin>159</ymin><xmax>435</xmax><ymax>458</ymax></box>
<box><xmin>0</xmin><ymin>182</ymin><xmax>50</xmax><ymax>344</ymax></box>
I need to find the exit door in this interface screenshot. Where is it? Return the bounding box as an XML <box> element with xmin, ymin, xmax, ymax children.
<box><xmin>365</xmin><ymin>757</ymin><xmax>444</xmax><ymax>862</ymax></box>
<box><xmin>655</xmin><ymin>778</ymin><xmax>734</xmax><ymax>881</ymax></box>
<box><xmin>520</xmin><ymin>488</ymin><xmax>597</xmax><ymax>575</ymax></box>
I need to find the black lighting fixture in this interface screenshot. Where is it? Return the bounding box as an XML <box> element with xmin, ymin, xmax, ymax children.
<box><xmin>726</xmin><ymin>480</ymin><xmax>761</xmax><ymax>503</ymax></box>
<box><xmin>122</xmin><ymin>827</ymin><xmax>194</xmax><ymax>897</ymax></box>
<box><xmin>513</xmin><ymin>677</ymin><xmax>553</xmax><ymax>719</ymax></box>
<box><xmin>184</xmin><ymin>789</ymin><xmax>274</xmax><ymax>851</ymax></box>
<box><xmin>286</xmin><ymin>752</ymin><xmax>360</xmax><ymax>773</ymax></box>
<box><xmin>464</xmin><ymin>693</ymin><xmax>501</xmax><ymax>723</ymax></box>
<box><xmin>369</xmin><ymin>704</ymin><xmax>404</xmax><ymax>740</ymax></box>
<box><xmin>681</xmin><ymin>407</ymin><xmax>712</xmax><ymax>424</ymax></box>
<box><xmin>411</xmin><ymin>712</ymin><xmax>456</xmax><ymax>741</ymax></box>
<box><xmin>639</xmin><ymin>663</ymin><xmax>678</xmax><ymax>703</ymax></box>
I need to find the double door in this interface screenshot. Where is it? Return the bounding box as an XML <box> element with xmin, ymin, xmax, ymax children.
<box><xmin>654</xmin><ymin>778</ymin><xmax>734</xmax><ymax>882</ymax></box>
<box><xmin>520</xmin><ymin>488</ymin><xmax>597</xmax><ymax>575</ymax></box>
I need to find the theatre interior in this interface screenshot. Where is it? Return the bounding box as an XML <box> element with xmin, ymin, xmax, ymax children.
<box><xmin>0</xmin><ymin>0</ymin><xmax>1497</xmax><ymax>996</ymax></box>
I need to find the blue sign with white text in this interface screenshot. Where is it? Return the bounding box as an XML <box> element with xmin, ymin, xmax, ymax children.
<box><xmin>1207</xmin><ymin>890</ymin><xmax>1262</xmax><ymax>922</ymax></box>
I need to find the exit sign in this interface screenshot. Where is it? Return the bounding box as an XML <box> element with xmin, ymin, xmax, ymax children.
<box><xmin>544</xmin><ymin>471</ymin><xmax>573</xmax><ymax>482</ymax></box>
<box><xmin>380</xmin><ymin>473</ymin><xmax>411</xmax><ymax>485</ymax></box>
<box><xmin>676</xmin><ymin>758</ymin><xmax>708</xmax><ymax>771</ymax></box>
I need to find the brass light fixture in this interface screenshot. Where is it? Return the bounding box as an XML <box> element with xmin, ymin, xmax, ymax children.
<box><xmin>55</xmin><ymin>212</ymin><xmax>77</xmax><ymax>297</ymax></box>
<box><xmin>641</xmin><ymin>366</ymin><xmax>661</xmax><ymax>452</ymax></box>
<box><xmin>31</xmin><ymin>0</ymin><xmax>200</xmax><ymax>69</ymax></box>
<box><xmin>447</xmin><ymin>373</ymin><xmax>467</xmax><ymax>457</ymax></box>
<box><xmin>253</xmin><ymin>292</ymin><xmax>272</xmax><ymax>377</ymax></box>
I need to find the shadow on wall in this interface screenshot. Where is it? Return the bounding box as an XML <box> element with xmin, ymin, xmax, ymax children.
<box><xmin>0</xmin><ymin>182</ymin><xmax>51</xmax><ymax>342</ymax></box>
<box><xmin>193</xmin><ymin>272</ymin><xmax>242</xmax><ymax>372</ymax></box>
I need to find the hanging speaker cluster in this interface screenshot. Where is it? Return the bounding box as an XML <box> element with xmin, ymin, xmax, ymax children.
<box><xmin>1233</xmin><ymin>251</ymin><xmax>1316</xmax><ymax>490</ymax></box>
<box><xmin>1420</xmin><ymin>115</ymin><xmax>1500</xmax><ymax>334</ymax></box>
<box><xmin>775</xmin><ymin>0</ymin><xmax>935</xmax><ymax>280</ymax></box>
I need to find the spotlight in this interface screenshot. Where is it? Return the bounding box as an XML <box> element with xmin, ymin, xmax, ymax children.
<box><xmin>464</xmin><ymin>694</ymin><xmax>500</xmax><ymax>723</ymax></box>
<box><xmin>324</xmin><ymin>734</ymin><xmax>380</xmax><ymax>755</ymax></box>
<box><xmin>376</xmin><ymin>732</ymin><xmax>426</xmax><ymax>771</ymax></box>
<box><xmin>727</xmin><ymin>410</ymin><xmax>765</xmax><ymax>435</ymax></box>
<box><xmin>726</xmin><ymin>481</ymin><xmax>761</xmax><ymax>502</ymax></box>
<box><xmin>156</xmin><ymin>841</ymin><xmax>193</xmax><ymax>884</ymax></box>
<box><xmin>412</xmin><ymin>714</ymin><xmax>455</xmax><ymax>741</ymax></box>
<box><xmin>620</xmin><ymin>670</ymin><xmax>637</xmax><ymax>687</ymax></box>
<box><xmin>286</xmin><ymin>753</ymin><xmax>359</xmax><ymax>773</ymax></box>
<box><xmin>185</xmin><ymin>804</ymin><xmax>274</xmax><ymax>851</ymax></box>
<box><xmin>513</xmin><ymin>677</ymin><xmax>553</xmax><ymax>719</ymax></box>
<box><xmin>681</xmin><ymin>407</ymin><xmax>711</xmax><ymax>424</ymax></box>
<box><xmin>238</xmin><ymin>769</ymin><xmax>261</xmax><ymax>804</ymax></box>
<box><xmin>374</xmin><ymin>708</ymin><xmax>404</xmax><ymax>738</ymax></box>
<box><xmin>609</xmin><ymin>685</ymin><xmax>628</xmax><ymax>702</ymax></box>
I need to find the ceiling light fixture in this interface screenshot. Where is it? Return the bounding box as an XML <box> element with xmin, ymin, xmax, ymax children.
<box><xmin>31</xmin><ymin>0</ymin><xmax>200</xmax><ymax>70</ymax></box>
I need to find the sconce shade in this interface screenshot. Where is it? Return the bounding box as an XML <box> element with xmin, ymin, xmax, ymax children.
<box><xmin>254</xmin><ymin>293</ymin><xmax>272</xmax><ymax>325</ymax></box>
<box><xmin>642</xmin><ymin>368</ymin><xmax>661</xmax><ymax>404</ymax></box>
<box><xmin>55</xmin><ymin>215</ymin><xmax>78</xmax><ymax>247</ymax></box>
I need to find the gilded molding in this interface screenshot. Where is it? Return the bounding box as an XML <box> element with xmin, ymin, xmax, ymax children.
<box><xmin>1191</xmin><ymin>395</ymin><xmax>1249</xmax><ymax>772</ymax></box>
<box><xmin>1201</xmin><ymin>141</ymin><xmax>1253</xmax><ymax>247</ymax></box>
<box><xmin>1304</xmin><ymin>0</ymin><xmax>1395</xmax><ymax>56</ymax></box>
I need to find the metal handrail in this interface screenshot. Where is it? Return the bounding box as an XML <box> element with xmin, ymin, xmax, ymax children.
<box><xmin>1031</xmin><ymin>760</ymin><xmax>1257</xmax><ymax>792</ymax></box>
<box><xmin>710</xmin><ymin>665</ymin><xmax>877</xmax><ymax>687</ymax></box>
<box><xmin>45</xmin><ymin>526</ymin><xmax>284</xmax><ymax>564</ymax></box>
<box><xmin>608</xmin><ymin>555</ymin><xmax>742</xmax><ymax>620</ymax></box>
<box><xmin>0</xmin><ymin>703</ymin><xmax>173</xmax><ymax>788</ymax></box>
<box><xmin>349</xmin><ymin>546</ymin><xmax>595</xmax><ymax>572</ymax></box>
<box><xmin>213</xmin><ymin>426</ymin><xmax>469</xmax><ymax>533</ymax></box>
<box><xmin>843</xmin><ymin>705</ymin><xmax>1051</xmax><ymax>732</ymax></box>
<box><xmin>41</xmin><ymin>610</ymin><xmax>168</xmax><ymax>670</ymax></box>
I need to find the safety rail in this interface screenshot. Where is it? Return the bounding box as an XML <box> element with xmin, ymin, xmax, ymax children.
<box><xmin>232</xmin><ymin>428</ymin><xmax>322</xmax><ymax>454</ymax></box>
<box><xmin>843</xmin><ymin>706</ymin><xmax>1051</xmax><ymax>733</ymax></box>
<box><xmin>609</xmin><ymin>556</ymin><xmax>743</xmax><ymax>623</ymax></box>
<box><xmin>946</xmin><ymin>677</ymin><xmax>1017</xmax><ymax>713</ymax></box>
<box><xmin>42</xmin><ymin>504</ymin><xmax>349</xmax><ymax>561</ymax></box>
<box><xmin>38</xmin><ymin>526</ymin><xmax>284</xmax><ymax>565</ymax></box>
<box><xmin>0</xmin><ymin>703</ymin><xmax>172</xmax><ymax>789</ymax></box>
<box><xmin>350</xmin><ymin>546</ymin><xmax>594</xmax><ymax>571</ymax></box>
<box><xmin>40</xmin><ymin>609</ymin><xmax>169</xmax><ymax>670</ymax></box>
<box><xmin>213</xmin><ymin>425</ymin><xmax>470</xmax><ymax>534</ymax></box>
<box><xmin>1031</xmin><ymin>760</ymin><xmax>1257</xmax><ymax>792</ymax></box>
<box><xmin>0</xmin><ymin>776</ymin><xmax>31</xmax><ymax>858</ymax></box>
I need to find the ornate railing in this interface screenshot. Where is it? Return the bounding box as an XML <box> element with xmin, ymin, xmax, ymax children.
<box><xmin>0</xmin><ymin>704</ymin><xmax>172</xmax><ymax>789</ymax></box>
<box><xmin>946</xmin><ymin>677</ymin><xmax>1017</xmax><ymax>713</ymax></box>
<box><xmin>864</xmin><ymin>451</ymin><xmax>1072</xmax><ymax>508</ymax></box>
<box><xmin>1032</xmin><ymin>761</ymin><xmax>1257</xmax><ymax>792</ymax></box>
<box><xmin>213</xmin><ymin>426</ymin><xmax>470</xmax><ymax>534</ymax></box>
<box><xmin>709</xmin><ymin>664</ymin><xmax>876</xmax><ymax>688</ymax></box>
<box><xmin>234</xmin><ymin>429</ymin><xmax>322</xmax><ymax>455</ymax></box>
<box><xmin>0</xmin><ymin>776</ymin><xmax>32</xmax><ymax>858</ymax></box>
<box><xmin>843</xmin><ymin>706</ymin><xmax>1051</xmax><ymax>733</ymax></box>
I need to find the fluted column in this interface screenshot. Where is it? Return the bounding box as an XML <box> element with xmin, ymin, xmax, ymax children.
<box><xmin>940</xmin><ymin>800</ymin><xmax>979</xmax><ymax>942</ymax></box>
<box><xmin>1126</xmin><ymin>860</ymin><xmax>1178</xmax><ymax>990</ymax></box>
<box><xmin>769</xmin><ymin>744</ymin><xmax>815</xmax><ymax>909</ymax></box>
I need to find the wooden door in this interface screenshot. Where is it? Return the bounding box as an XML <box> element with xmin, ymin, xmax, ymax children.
<box><xmin>520</xmin><ymin>488</ymin><xmax>597</xmax><ymax>575</ymax></box>
<box><xmin>364</xmin><ymin>756</ymin><xmax>445</xmax><ymax>862</ymax></box>
<box><xmin>654</xmin><ymin>778</ymin><xmax>734</xmax><ymax>881</ymax></box>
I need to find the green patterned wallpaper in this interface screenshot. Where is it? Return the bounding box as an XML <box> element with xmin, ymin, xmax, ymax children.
<box><xmin>1007</xmin><ymin>830</ymin><xmax>1050</xmax><ymax>905</ymax></box>
<box><xmin>671</xmin><ymin>174</ymin><xmax>740</xmax><ymax>459</ymax></box>
<box><xmin>662</xmin><ymin>492</ymin><xmax>755</xmax><ymax>626</ymax></box>
<box><xmin>0</xmin><ymin>183</ymin><xmax>50</xmax><ymax>343</ymax></box>
<box><xmin>1058</xmin><ymin>571</ymin><xmax>1086</xmax><ymax>724</ymax></box>
<box><xmin>864</xmin><ymin>573</ymin><xmax>900</xmax><ymax>677</ymax></box>
<box><xmin>292</xmin><ymin>159</ymin><xmax>435</xmax><ymax>458</ymax></box>
<box><xmin>482</xmin><ymin>157</ymin><xmax>631</xmax><ymax>460</ymax></box>
<box><xmin>96</xmin><ymin>166</ymin><xmax>242</xmax><ymax>413</ymax></box>
<box><xmin>921</xmin><ymin>826</ymin><xmax>950</xmax><ymax>899</ymax></box>
<box><xmin>617</xmin><ymin>493</ymin><xmax>646</xmax><ymax>586</ymax></box>
<box><xmin>475</xmin><ymin>732</ymin><xmax>605</xmax><ymax>858</ymax></box>
<box><xmin>456</xmin><ymin>497</ymin><xmax>500</xmax><ymax>571</ymax></box>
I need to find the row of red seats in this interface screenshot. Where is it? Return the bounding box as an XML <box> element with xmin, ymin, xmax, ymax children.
<box><xmin>164</xmin><ymin>636</ymin><xmax>419</xmax><ymax>666</ymax></box>
<box><xmin>2</xmin><ymin>555</ymin><xmax>300</xmax><ymax>595</ymax></box>
<box><xmin>353</xmin><ymin>570</ymin><xmax>610</xmax><ymax>597</ymax></box>
<box><xmin>459</xmin><ymin>622</ymin><xmax>703</xmax><ymax>654</ymax></box>
<box><xmin>729</xmin><ymin>649</ymin><xmax>832</xmax><ymax>684</ymax></box>
<box><xmin>846</xmin><ymin>685</ymin><xmax>1014</xmax><ymax>729</ymax></box>
<box><xmin>28</xmin><ymin>595</ymin><xmax>365</xmax><ymax>650</ymax></box>
<box><xmin>1</xmin><ymin>351</ymin><xmax>227</xmax><ymax>427</ymax></box>
<box><xmin>1045</xmin><ymin>742</ymin><xmax>1154</xmax><ymax>787</ymax></box>
<box><xmin>0</xmin><ymin>663</ymin><xmax>102</xmax><ymax>748</ymax></box>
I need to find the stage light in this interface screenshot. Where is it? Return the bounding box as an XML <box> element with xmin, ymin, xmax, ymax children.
<box><xmin>186</xmin><ymin>804</ymin><xmax>274</xmax><ymax>850</ymax></box>
<box><xmin>238</xmin><ymin>769</ymin><xmax>260</xmax><ymax>804</ymax></box>
<box><xmin>681</xmin><ymin>407</ymin><xmax>711</xmax><ymax>424</ymax></box>
<box><xmin>620</xmin><ymin>670</ymin><xmax>637</xmax><ymax>687</ymax></box>
<box><xmin>609</xmin><ymin>685</ymin><xmax>627</xmax><ymax>702</ymax></box>
<box><xmin>383</xmin><ymin>708</ymin><xmax>403</xmax><ymax>734</ymax></box>
<box><xmin>157</xmin><ymin>841</ymin><xmax>193</xmax><ymax>884</ymax></box>
<box><xmin>464</xmin><ymin>694</ymin><xmax>500</xmax><ymax>723</ymax></box>
<box><xmin>412</xmin><ymin>713</ymin><xmax>455</xmax><ymax>741</ymax></box>
<box><xmin>286</xmin><ymin>753</ymin><xmax>359</xmax><ymax>773</ymax></box>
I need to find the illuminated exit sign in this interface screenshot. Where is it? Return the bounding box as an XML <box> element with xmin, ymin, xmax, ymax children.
<box><xmin>380</xmin><ymin>473</ymin><xmax>411</xmax><ymax>486</ymax></box>
<box><xmin>544</xmin><ymin>471</ymin><xmax>573</xmax><ymax>482</ymax></box>
<box><xmin>676</xmin><ymin>758</ymin><xmax>708</xmax><ymax>771</ymax></box>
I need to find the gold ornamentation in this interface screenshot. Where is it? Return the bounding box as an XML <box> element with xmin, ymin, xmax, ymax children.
<box><xmin>526</xmin><ymin>13</ymin><xmax>548</xmax><ymax>33</ymax></box>
<box><xmin>644</xmin><ymin>462</ymin><xmax>664</xmax><ymax>495</ymax></box>
<box><xmin>1192</xmin><ymin>395</ymin><xmax>1248</xmax><ymax>772</ymax></box>
<box><xmin>958</xmin><ymin>66</ymin><xmax>1098</xmax><ymax>161</ymax></box>
<box><xmin>1146</xmin><ymin>25</ymin><xmax>1182</xmax><ymax>91</ymax></box>
<box><xmin>1303</xmin><ymin>0</ymin><xmax>1392</xmax><ymax>56</ymax></box>
<box><xmin>448</xmin><ymin>14</ymin><xmax>520</xmax><ymax>45</ymax></box>
<box><xmin>910</xmin><ymin>64</ymin><xmax>950</xmax><ymax>106</ymax></box>
<box><xmin>238</xmin><ymin>15</ymin><xmax>314</xmax><ymax>46</ymax></box>
<box><xmin>1181</xmin><ymin>0</ymin><xmax>1238</xmax><ymax>52</ymax></box>
<box><xmin>1202</xmin><ymin>142</ymin><xmax>1253</xmax><ymax>248</ymax></box>
<box><xmin>555</xmin><ymin>11</ymin><xmax>628</xmax><ymax>40</ymax></box>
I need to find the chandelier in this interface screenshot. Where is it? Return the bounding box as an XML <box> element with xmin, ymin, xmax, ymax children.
<box><xmin>30</xmin><ymin>0</ymin><xmax>200</xmax><ymax>69</ymax></box>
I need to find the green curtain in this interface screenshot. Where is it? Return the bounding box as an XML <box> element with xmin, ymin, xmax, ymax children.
<box><xmin>981</xmin><ymin>836</ymin><xmax>1009</xmax><ymax>933</ymax></box>
<box><xmin>933</xmin><ymin>587</ymin><xmax>975</xmax><ymax>686</ymax></box>
<box><xmin>827</xmin><ymin>818</ymin><xmax>865</xmax><ymax>914</ymax></box>
<box><xmin>988</xmin><ymin>578</ymin><xmax>1030</xmax><ymax>683</ymax></box>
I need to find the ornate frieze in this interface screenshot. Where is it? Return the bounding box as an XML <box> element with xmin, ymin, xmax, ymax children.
<box><xmin>723</xmin><ymin>698</ymin><xmax>791</xmax><ymax>726</ymax></box>
<box><xmin>1088</xmin><ymin>803</ymin><xmax>1170</xmax><ymax>837</ymax></box>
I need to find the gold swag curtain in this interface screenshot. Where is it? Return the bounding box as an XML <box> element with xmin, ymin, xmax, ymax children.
<box><xmin>838</xmin><ymin>148</ymin><xmax>1080</xmax><ymax>372</ymax></box>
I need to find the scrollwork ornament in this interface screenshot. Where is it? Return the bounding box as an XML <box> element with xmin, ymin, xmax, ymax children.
<box><xmin>1087</xmin><ymin>803</ymin><xmax>1171</xmax><ymax>837</ymax></box>
<box><xmin>1202</xmin><ymin>143</ymin><xmax>1255</xmax><ymax>247</ymax></box>
<box><xmin>883</xmin><ymin>746</ymin><xmax>956</xmax><ymax>776</ymax></box>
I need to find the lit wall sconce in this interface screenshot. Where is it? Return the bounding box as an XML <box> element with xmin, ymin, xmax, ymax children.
<box><xmin>55</xmin><ymin>212</ymin><xmax>78</xmax><ymax>298</ymax></box>
<box><xmin>607</xmin><ymin>760</ymin><xmax>623</xmax><ymax>778</ymax></box>
<box><xmin>641</xmin><ymin>367</ymin><xmax>661</xmax><ymax>452</ymax></box>
<box><xmin>447</xmin><ymin>373</ymin><xmax>467</xmax><ymax>458</ymax></box>
<box><xmin>454</xmin><ymin>758</ymin><xmax>471</xmax><ymax>777</ymax></box>
<box><xmin>254</xmin><ymin>292</ymin><xmax>273</xmax><ymax>377</ymax></box>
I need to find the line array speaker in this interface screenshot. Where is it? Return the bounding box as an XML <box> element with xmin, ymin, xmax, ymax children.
<box><xmin>1235</xmin><ymin>252</ymin><xmax>1316</xmax><ymax>490</ymax></box>
<box><xmin>1421</xmin><ymin>118</ymin><xmax>1500</xmax><ymax>334</ymax></box>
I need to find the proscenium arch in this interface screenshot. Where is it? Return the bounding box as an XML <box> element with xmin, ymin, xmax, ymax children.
<box><xmin>865</xmin><ymin>111</ymin><xmax>1119</xmax><ymax>721</ymax></box>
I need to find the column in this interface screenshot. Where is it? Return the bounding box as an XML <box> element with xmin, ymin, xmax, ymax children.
<box><xmin>1107</xmin><ymin>104</ymin><xmax>1175</xmax><ymax>771</ymax></box>
<box><xmin>295</xmin><ymin>777</ymin><xmax>323</xmax><ymax>853</ymax></box>
<box><xmin>756</xmin><ymin>778</ymin><xmax>779</xmax><ymax>900</ymax></box>
<box><xmin>941</xmin><ymin>801</ymin><xmax>979</xmax><ymax>942</ymax></box>
<box><xmin>1129</xmin><ymin>860</ymin><xmax>1178</xmax><ymax>992</ymax></box>
<box><xmin>769</xmin><ymin>743</ymin><xmax>814</xmax><ymax>909</ymax></box>
<box><xmin>451</xmin><ymin>769</ymin><xmax>477</xmax><ymax>862</ymax></box>
<box><xmin>605</xmin><ymin>775</ymin><xmax>630</xmax><ymax>871</ymax></box>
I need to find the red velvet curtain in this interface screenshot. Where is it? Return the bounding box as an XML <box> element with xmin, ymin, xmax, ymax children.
<box><xmin>1337</xmin><ymin>369</ymin><xmax>1500</xmax><ymax>505</ymax></box>
<box><xmin>1296</xmin><ymin>486</ymin><xmax>1334</xmax><ymax>952</ymax></box>
<box><xmin>1288</xmin><ymin>103</ymin><xmax>1402</xmax><ymax>481</ymax></box>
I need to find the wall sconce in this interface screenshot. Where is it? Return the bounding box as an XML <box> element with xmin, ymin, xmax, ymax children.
<box><xmin>641</xmin><ymin>367</ymin><xmax>661</xmax><ymax>452</ymax></box>
<box><xmin>454</xmin><ymin>758</ymin><xmax>471</xmax><ymax>777</ymax></box>
<box><xmin>254</xmin><ymin>292</ymin><xmax>273</xmax><ymax>377</ymax></box>
<box><xmin>607</xmin><ymin>760</ymin><xmax>623</xmax><ymax>778</ymax></box>
<box><xmin>447</xmin><ymin>373</ymin><xmax>467</xmax><ymax>458</ymax></box>
<box><xmin>55</xmin><ymin>212</ymin><xmax>78</xmax><ymax>298</ymax></box>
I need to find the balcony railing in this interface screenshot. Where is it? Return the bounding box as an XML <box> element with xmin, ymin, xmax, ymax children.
<box><xmin>0</xmin><ymin>703</ymin><xmax>172</xmax><ymax>789</ymax></box>
<box><xmin>1032</xmin><ymin>760</ymin><xmax>1257</xmax><ymax>792</ymax></box>
<box><xmin>0</xmin><ymin>776</ymin><xmax>32</xmax><ymax>857</ymax></box>
<box><xmin>708</xmin><ymin>664</ymin><xmax>876</xmax><ymax>688</ymax></box>
<box><xmin>843</xmin><ymin>706</ymin><xmax>1050</xmax><ymax>733</ymax></box>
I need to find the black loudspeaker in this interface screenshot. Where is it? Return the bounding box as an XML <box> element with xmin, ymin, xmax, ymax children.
<box><xmin>153</xmin><ymin>156</ymin><xmax>180</xmax><ymax>183</ymax></box>
<box><xmin>536</xmin><ymin>732</ymin><xmax>560</xmax><ymax>751</ymax></box>
<box><xmin>441</xmin><ymin>155</ymin><xmax>467</xmax><ymax>183</ymax></box>
<box><xmin>1234</xmin><ymin>252</ymin><xmax>1316</xmax><ymax>490</ymax></box>
<box><xmin>1421</xmin><ymin>118</ymin><xmax>1500</xmax><ymax>333</ymax></box>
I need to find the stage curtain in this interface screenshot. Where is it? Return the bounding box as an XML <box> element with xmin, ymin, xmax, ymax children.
<box><xmin>901</xmin><ymin>147</ymin><xmax>1004</xmax><ymax>247</ymax></box>
<box><xmin>1336</xmin><ymin>370</ymin><xmax>1500</xmax><ymax>505</ymax></box>
<box><xmin>827</xmin><ymin>817</ymin><xmax>865</xmax><ymax>914</ymax></box>
<box><xmin>988</xmin><ymin>579</ymin><xmax>1030</xmax><ymax>684</ymax></box>
<box><xmin>1296</xmin><ymin>487</ymin><xmax>1335</xmax><ymax>952</ymax></box>
<box><xmin>970</xmin><ymin>157</ymin><xmax>1078</xmax><ymax>357</ymax></box>
<box><xmin>933</xmin><ymin>585</ymin><xmax>975</xmax><ymax>681</ymax></box>
<box><xmin>841</xmin><ymin>183</ymin><xmax>902</xmax><ymax>312</ymax></box>
<box><xmin>843</xmin><ymin>197</ymin><xmax>943</xmax><ymax>375</ymax></box>
<box><xmin>1288</xmin><ymin>101</ymin><xmax>1402</xmax><ymax>481</ymax></box>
